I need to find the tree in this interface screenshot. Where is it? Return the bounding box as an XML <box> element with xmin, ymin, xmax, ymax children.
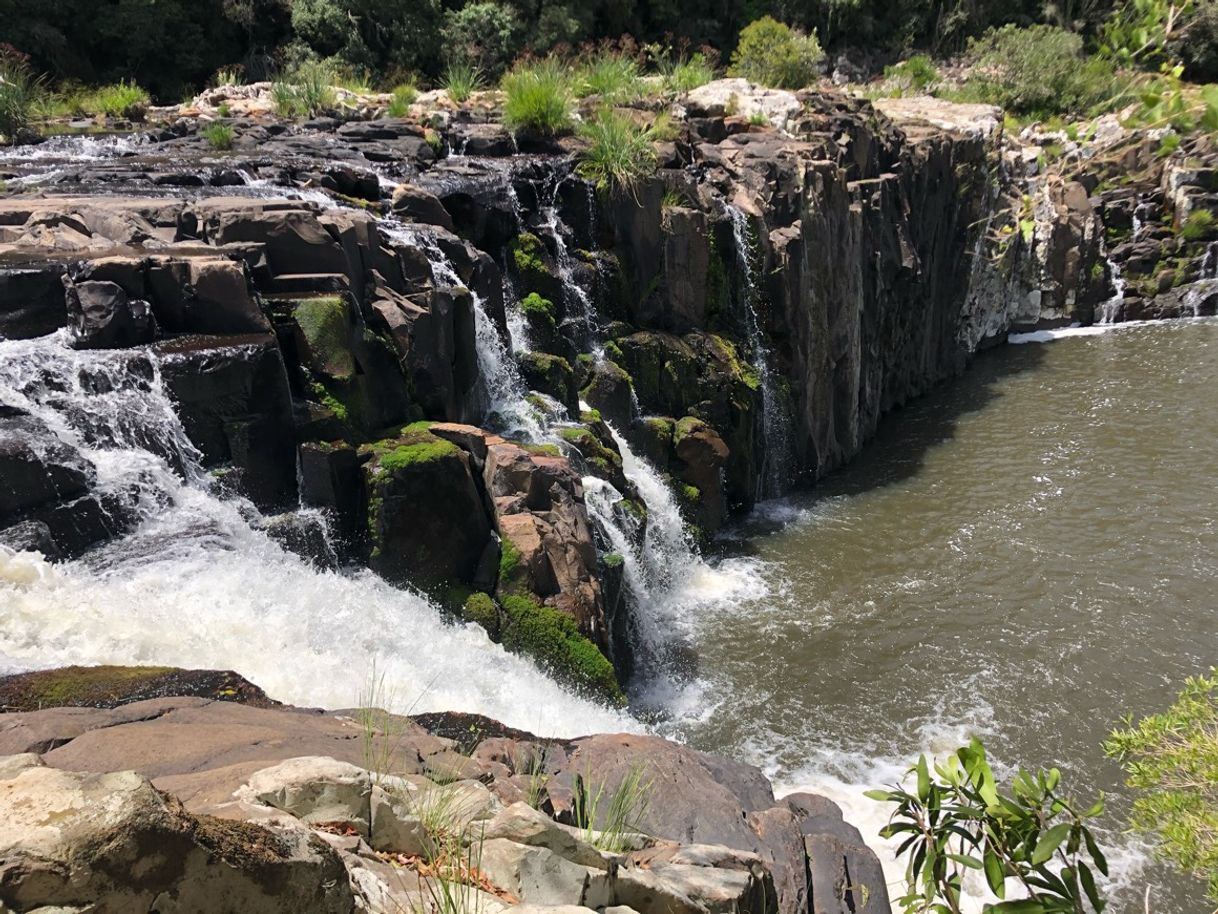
<box><xmin>1105</xmin><ymin>670</ymin><xmax>1218</xmax><ymax>904</ymax></box>
<box><xmin>868</xmin><ymin>738</ymin><xmax>1109</xmax><ymax>914</ymax></box>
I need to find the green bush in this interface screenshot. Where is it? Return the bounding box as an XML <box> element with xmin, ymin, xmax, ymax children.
<box><xmin>499</xmin><ymin>594</ymin><xmax>623</xmax><ymax>704</ymax></box>
<box><xmin>0</xmin><ymin>55</ymin><xmax>40</xmax><ymax>140</ymax></box>
<box><xmin>882</xmin><ymin>53</ymin><xmax>939</xmax><ymax>95</ymax></box>
<box><xmin>201</xmin><ymin>122</ymin><xmax>234</xmax><ymax>150</ymax></box>
<box><xmin>442</xmin><ymin>61</ymin><xmax>484</xmax><ymax>103</ymax></box>
<box><xmin>87</xmin><ymin>81</ymin><xmax>150</xmax><ymax>120</ymax></box>
<box><xmin>501</xmin><ymin>57</ymin><xmax>574</xmax><ymax>136</ymax></box>
<box><xmin>962</xmin><ymin>24</ymin><xmax>1118</xmax><ymax>116</ymax></box>
<box><xmin>272</xmin><ymin>59</ymin><xmax>337</xmax><ymax>118</ymax></box>
<box><xmin>729</xmin><ymin>16</ymin><xmax>823</xmax><ymax>89</ymax></box>
<box><xmin>387</xmin><ymin>81</ymin><xmax>418</xmax><ymax>117</ymax></box>
<box><xmin>1181</xmin><ymin>208</ymin><xmax>1217</xmax><ymax>240</ymax></box>
<box><xmin>576</xmin><ymin>109</ymin><xmax>658</xmax><ymax>196</ymax></box>
<box><xmin>290</xmin><ymin>0</ymin><xmax>440</xmax><ymax>79</ymax></box>
<box><xmin>441</xmin><ymin>1</ymin><xmax>519</xmax><ymax>77</ymax></box>
<box><xmin>658</xmin><ymin>51</ymin><xmax>717</xmax><ymax>94</ymax></box>
<box><xmin>1106</xmin><ymin>670</ymin><xmax>1218</xmax><ymax>902</ymax></box>
<box><xmin>575</xmin><ymin>49</ymin><xmax>644</xmax><ymax>103</ymax></box>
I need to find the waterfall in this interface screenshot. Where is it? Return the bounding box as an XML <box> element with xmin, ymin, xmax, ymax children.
<box><xmin>532</xmin><ymin>170</ymin><xmax>599</xmax><ymax>346</ymax></box>
<box><xmin>0</xmin><ymin>332</ymin><xmax>630</xmax><ymax>735</ymax></box>
<box><xmin>727</xmin><ymin>205</ymin><xmax>791</xmax><ymax>499</ymax></box>
<box><xmin>1202</xmin><ymin>241</ymin><xmax>1218</xmax><ymax>280</ymax></box>
<box><xmin>1098</xmin><ymin>257</ymin><xmax>1126</xmax><ymax>325</ymax></box>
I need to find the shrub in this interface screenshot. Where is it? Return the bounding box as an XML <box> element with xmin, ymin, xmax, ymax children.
<box><xmin>575</xmin><ymin>109</ymin><xmax>658</xmax><ymax>196</ymax></box>
<box><xmin>869</xmin><ymin>738</ymin><xmax>1109</xmax><ymax>914</ymax></box>
<box><xmin>963</xmin><ymin>25</ymin><xmax>1118</xmax><ymax>116</ymax></box>
<box><xmin>212</xmin><ymin>67</ymin><xmax>243</xmax><ymax>88</ymax></box>
<box><xmin>1106</xmin><ymin>670</ymin><xmax>1218</xmax><ymax>902</ymax></box>
<box><xmin>658</xmin><ymin>51</ymin><xmax>717</xmax><ymax>94</ymax></box>
<box><xmin>501</xmin><ymin>57</ymin><xmax>574</xmax><ymax>136</ymax></box>
<box><xmin>575</xmin><ymin>48</ymin><xmax>644</xmax><ymax>103</ymax></box>
<box><xmin>882</xmin><ymin>54</ymin><xmax>940</xmax><ymax>95</ymax></box>
<box><xmin>1181</xmin><ymin>208</ymin><xmax>1217</xmax><ymax>240</ymax></box>
<box><xmin>440</xmin><ymin>1</ymin><xmax>519</xmax><ymax>77</ymax></box>
<box><xmin>290</xmin><ymin>0</ymin><xmax>440</xmax><ymax>79</ymax></box>
<box><xmin>201</xmin><ymin>122</ymin><xmax>234</xmax><ymax>150</ymax></box>
<box><xmin>729</xmin><ymin>16</ymin><xmax>823</xmax><ymax>90</ymax></box>
<box><xmin>272</xmin><ymin>59</ymin><xmax>337</xmax><ymax>118</ymax></box>
<box><xmin>387</xmin><ymin>81</ymin><xmax>418</xmax><ymax>117</ymax></box>
<box><xmin>442</xmin><ymin>61</ymin><xmax>483</xmax><ymax>104</ymax></box>
<box><xmin>87</xmin><ymin>81</ymin><xmax>150</xmax><ymax>120</ymax></box>
<box><xmin>0</xmin><ymin>54</ymin><xmax>40</xmax><ymax>139</ymax></box>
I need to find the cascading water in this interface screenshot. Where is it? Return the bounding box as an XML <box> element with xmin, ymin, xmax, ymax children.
<box><xmin>531</xmin><ymin>169</ymin><xmax>600</xmax><ymax>348</ymax></box>
<box><xmin>1097</xmin><ymin>251</ymin><xmax>1127</xmax><ymax>325</ymax></box>
<box><xmin>1202</xmin><ymin>241</ymin><xmax>1218</xmax><ymax>280</ymax></box>
<box><xmin>0</xmin><ymin>332</ymin><xmax>631</xmax><ymax>735</ymax></box>
<box><xmin>727</xmin><ymin>205</ymin><xmax>792</xmax><ymax>499</ymax></box>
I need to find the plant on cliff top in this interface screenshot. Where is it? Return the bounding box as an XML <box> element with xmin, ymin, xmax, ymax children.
<box><xmin>869</xmin><ymin>737</ymin><xmax>1108</xmax><ymax>914</ymax></box>
<box><xmin>655</xmin><ymin>49</ymin><xmax>717</xmax><ymax>94</ymax></box>
<box><xmin>87</xmin><ymin>81</ymin><xmax>151</xmax><ymax>120</ymax></box>
<box><xmin>1105</xmin><ymin>669</ymin><xmax>1218</xmax><ymax>903</ymax></box>
<box><xmin>201</xmin><ymin>122</ymin><xmax>234</xmax><ymax>150</ymax></box>
<box><xmin>442</xmin><ymin>60</ymin><xmax>484</xmax><ymax>104</ymax></box>
<box><xmin>729</xmin><ymin>16</ymin><xmax>823</xmax><ymax>90</ymax></box>
<box><xmin>501</xmin><ymin>57</ymin><xmax>574</xmax><ymax>136</ymax></box>
<box><xmin>387</xmin><ymin>81</ymin><xmax>418</xmax><ymax>117</ymax></box>
<box><xmin>575</xmin><ymin>47</ymin><xmax>645</xmax><ymax>103</ymax></box>
<box><xmin>272</xmin><ymin>59</ymin><xmax>337</xmax><ymax>118</ymax></box>
<box><xmin>1181</xmin><ymin>208</ymin><xmax>1217</xmax><ymax>240</ymax></box>
<box><xmin>575</xmin><ymin>108</ymin><xmax>658</xmax><ymax>197</ymax></box>
<box><xmin>0</xmin><ymin>53</ymin><xmax>41</xmax><ymax>140</ymax></box>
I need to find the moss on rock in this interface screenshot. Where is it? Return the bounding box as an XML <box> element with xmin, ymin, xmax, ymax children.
<box><xmin>499</xmin><ymin>595</ymin><xmax>625</xmax><ymax>705</ymax></box>
<box><xmin>0</xmin><ymin>665</ymin><xmax>280</xmax><ymax>711</ymax></box>
<box><xmin>462</xmin><ymin>592</ymin><xmax>501</xmax><ymax>638</ymax></box>
<box><xmin>295</xmin><ymin>295</ymin><xmax>354</xmax><ymax>381</ymax></box>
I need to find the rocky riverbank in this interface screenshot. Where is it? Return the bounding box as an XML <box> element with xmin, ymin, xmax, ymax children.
<box><xmin>1</xmin><ymin>78</ymin><xmax>1216</xmax><ymax>764</ymax></box>
<box><xmin>0</xmin><ymin>665</ymin><xmax>887</xmax><ymax>914</ymax></box>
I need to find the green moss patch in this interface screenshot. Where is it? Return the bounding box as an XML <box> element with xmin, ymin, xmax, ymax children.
<box><xmin>709</xmin><ymin>334</ymin><xmax>761</xmax><ymax>391</ymax></box>
<box><xmin>0</xmin><ymin>665</ymin><xmax>279</xmax><ymax>711</ymax></box>
<box><xmin>295</xmin><ymin>296</ymin><xmax>354</xmax><ymax>381</ymax></box>
<box><xmin>520</xmin><ymin>292</ymin><xmax>557</xmax><ymax>326</ymax></box>
<box><xmin>499</xmin><ymin>595</ymin><xmax>624</xmax><ymax>705</ymax></box>
<box><xmin>462</xmin><ymin>592</ymin><xmax>500</xmax><ymax>638</ymax></box>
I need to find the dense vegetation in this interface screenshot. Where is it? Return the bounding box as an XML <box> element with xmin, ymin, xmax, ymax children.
<box><xmin>4</xmin><ymin>0</ymin><xmax>1218</xmax><ymax>102</ymax></box>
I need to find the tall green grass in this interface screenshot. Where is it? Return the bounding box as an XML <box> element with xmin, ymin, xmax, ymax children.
<box><xmin>0</xmin><ymin>57</ymin><xmax>41</xmax><ymax>138</ymax></box>
<box><xmin>387</xmin><ymin>81</ymin><xmax>418</xmax><ymax>117</ymax></box>
<box><xmin>658</xmin><ymin>52</ymin><xmax>717</xmax><ymax>94</ymax></box>
<box><xmin>502</xmin><ymin>57</ymin><xmax>574</xmax><ymax>136</ymax></box>
<box><xmin>89</xmin><ymin>81</ymin><xmax>151</xmax><ymax>119</ymax></box>
<box><xmin>575</xmin><ymin>50</ymin><xmax>644</xmax><ymax>103</ymax></box>
<box><xmin>443</xmin><ymin>62</ymin><xmax>484</xmax><ymax>103</ymax></box>
<box><xmin>571</xmin><ymin>763</ymin><xmax>652</xmax><ymax>853</ymax></box>
<box><xmin>576</xmin><ymin>109</ymin><xmax>658</xmax><ymax>196</ymax></box>
<box><xmin>272</xmin><ymin>60</ymin><xmax>337</xmax><ymax>118</ymax></box>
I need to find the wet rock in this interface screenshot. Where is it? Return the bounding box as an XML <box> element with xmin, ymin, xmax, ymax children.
<box><xmin>0</xmin><ymin>413</ymin><xmax>90</xmax><ymax>516</ymax></box>
<box><xmin>298</xmin><ymin>441</ymin><xmax>363</xmax><ymax>532</ymax></box>
<box><xmin>581</xmin><ymin>360</ymin><xmax>636</xmax><ymax>430</ymax></box>
<box><xmin>149</xmin><ymin>256</ymin><xmax>271</xmax><ymax>334</ymax></box>
<box><xmin>0</xmin><ymin>262</ymin><xmax>69</xmax><ymax>338</ymax></box>
<box><xmin>520</xmin><ymin>351</ymin><xmax>578</xmax><ymax>418</ymax></box>
<box><xmin>0</xmin><ymin>765</ymin><xmax>354</xmax><ymax>913</ymax></box>
<box><xmin>0</xmin><ymin>519</ymin><xmax>61</xmax><ymax>559</ymax></box>
<box><xmin>64</xmin><ymin>277</ymin><xmax>155</xmax><ymax>349</ymax></box>
<box><xmin>362</xmin><ymin>426</ymin><xmax>492</xmax><ymax>590</ymax></box>
<box><xmin>392</xmin><ymin>183</ymin><xmax>456</xmax><ymax>231</ymax></box>
<box><xmin>672</xmin><ymin>417</ymin><xmax>729</xmax><ymax>533</ymax></box>
<box><xmin>0</xmin><ymin>665</ymin><xmax>280</xmax><ymax>712</ymax></box>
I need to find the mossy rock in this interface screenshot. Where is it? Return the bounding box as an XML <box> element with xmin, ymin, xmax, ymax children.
<box><xmin>520</xmin><ymin>292</ymin><xmax>557</xmax><ymax>327</ymax></box>
<box><xmin>519</xmin><ymin>350</ymin><xmax>578</xmax><ymax>417</ymax></box>
<box><xmin>509</xmin><ymin>232</ymin><xmax>562</xmax><ymax>302</ymax></box>
<box><xmin>462</xmin><ymin>592</ymin><xmax>501</xmax><ymax>639</ymax></box>
<box><xmin>498</xmin><ymin>537</ymin><xmax>528</xmax><ymax>594</ymax></box>
<box><xmin>558</xmin><ymin>421</ymin><xmax>626</xmax><ymax>489</ymax></box>
<box><xmin>294</xmin><ymin>295</ymin><xmax>355</xmax><ymax>381</ymax></box>
<box><xmin>499</xmin><ymin>595</ymin><xmax>625</xmax><ymax>705</ymax></box>
<box><xmin>0</xmin><ymin>665</ymin><xmax>280</xmax><ymax>711</ymax></box>
<box><xmin>708</xmin><ymin>334</ymin><xmax>761</xmax><ymax>391</ymax></box>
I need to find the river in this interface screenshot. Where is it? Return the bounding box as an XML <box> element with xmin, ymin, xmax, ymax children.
<box><xmin>654</xmin><ymin>318</ymin><xmax>1218</xmax><ymax>914</ymax></box>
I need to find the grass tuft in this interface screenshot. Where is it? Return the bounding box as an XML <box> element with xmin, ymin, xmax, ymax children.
<box><xmin>571</xmin><ymin>763</ymin><xmax>652</xmax><ymax>852</ymax></box>
<box><xmin>576</xmin><ymin>109</ymin><xmax>658</xmax><ymax>197</ymax></box>
<box><xmin>501</xmin><ymin>57</ymin><xmax>574</xmax><ymax>136</ymax></box>
<box><xmin>575</xmin><ymin>49</ymin><xmax>644</xmax><ymax>103</ymax></box>
<box><xmin>443</xmin><ymin>61</ymin><xmax>484</xmax><ymax>103</ymax></box>
<box><xmin>201</xmin><ymin>121</ymin><xmax>234</xmax><ymax>150</ymax></box>
<box><xmin>272</xmin><ymin>59</ymin><xmax>337</xmax><ymax>119</ymax></box>
<box><xmin>388</xmin><ymin>81</ymin><xmax>418</xmax><ymax>117</ymax></box>
<box><xmin>0</xmin><ymin>55</ymin><xmax>41</xmax><ymax>138</ymax></box>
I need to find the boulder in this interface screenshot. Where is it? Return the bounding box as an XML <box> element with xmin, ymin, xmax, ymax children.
<box><xmin>0</xmin><ymin>765</ymin><xmax>354</xmax><ymax>913</ymax></box>
<box><xmin>581</xmin><ymin>360</ymin><xmax>636</xmax><ymax>430</ymax></box>
<box><xmin>240</xmin><ymin>756</ymin><xmax>373</xmax><ymax>835</ymax></box>
<box><xmin>478</xmin><ymin>838</ymin><xmax>604</xmax><ymax>907</ymax></box>
<box><xmin>362</xmin><ymin>427</ymin><xmax>493</xmax><ymax>589</ymax></box>
<box><xmin>392</xmin><ymin>184</ymin><xmax>456</xmax><ymax>231</ymax></box>
<box><xmin>63</xmin><ymin>277</ymin><xmax>156</xmax><ymax>348</ymax></box>
<box><xmin>0</xmin><ymin>413</ymin><xmax>90</xmax><ymax>517</ymax></box>
<box><xmin>484</xmin><ymin>801</ymin><xmax>606</xmax><ymax>868</ymax></box>
<box><xmin>148</xmin><ymin>256</ymin><xmax>271</xmax><ymax>334</ymax></box>
<box><xmin>0</xmin><ymin>262</ymin><xmax>69</xmax><ymax>338</ymax></box>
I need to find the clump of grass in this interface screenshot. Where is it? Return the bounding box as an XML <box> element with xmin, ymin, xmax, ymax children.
<box><xmin>501</xmin><ymin>57</ymin><xmax>574</xmax><ymax>136</ymax></box>
<box><xmin>881</xmin><ymin>54</ymin><xmax>940</xmax><ymax>96</ymax></box>
<box><xmin>575</xmin><ymin>49</ymin><xmax>644</xmax><ymax>103</ymax></box>
<box><xmin>201</xmin><ymin>122</ymin><xmax>234</xmax><ymax>150</ymax></box>
<box><xmin>658</xmin><ymin>51</ymin><xmax>717</xmax><ymax>94</ymax></box>
<box><xmin>1181</xmin><ymin>208</ymin><xmax>1216</xmax><ymax>241</ymax></box>
<box><xmin>521</xmin><ymin>749</ymin><xmax>550</xmax><ymax>810</ymax></box>
<box><xmin>576</xmin><ymin>109</ymin><xmax>658</xmax><ymax>196</ymax></box>
<box><xmin>334</xmin><ymin>66</ymin><xmax>374</xmax><ymax>94</ymax></box>
<box><xmin>212</xmin><ymin>67</ymin><xmax>243</xmax><ymax>88</ymax></box>
<box><xmin>88</xmin><ymin>80</ymin><xmax>151</xmax><ymax>120</ymax></box>
<box><xmin>0</xmin><ymin>54</ymin><xmax>42</xmax><ymax>139</ymax></box>
<box><xmin>217</xmin><ymin>101</ymin><xmax>232</xmax><ymax>117</ymax></box>
<box><xmin>356</xmin><ymin>663</ymin><xmax>424</xmax><ymax>784</ymax></box>
<box><xmin>571</xmin><ymin>763</ymin><xmax>652</xmax><ymax>853</ymax></box>
<box><xmin>272</xmin><ymin>59</ymin><xmax>337</xmax><ymax>119</ymax></box>
<box><xmin>443</xmin><ymin>61</ymin><xmax>484</xmax><ymax>104</ymax></box>
<box><xmin>748</xmin><ymin>111</ymin><xmax>769</xmax><ymax>126</ymax></box>
<box><xmin>387</xmin><ymin>81</ymin><xmax>418</xmax><ymax>117</ymax></box>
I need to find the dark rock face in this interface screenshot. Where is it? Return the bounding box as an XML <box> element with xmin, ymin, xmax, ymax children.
<box><xmin>64</xmin><ymin>277</ymin><xmax>156</xmax><ymax>349</ymax></box>
<box><xmin>0</xmin><ymin>263</ymin><xmax>69</xmax><ymax>338</ymax></box>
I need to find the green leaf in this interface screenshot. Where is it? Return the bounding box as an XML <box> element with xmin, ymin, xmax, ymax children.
<box><xmin>984</xmin><ymin>848</ymin><xmax>1006</xmax><ymax>897</ymax></box>
<box><xmin>947</xmin><ymin>853</ymin><xmax>983</xmax><ymax>869</ymax></box>
<box><xmin>917</xmin><ymin>755</ymin><xmax>931</xmax><ymax>803</ymax></box>
<box><xmin>1079</xmin><ymin>861</ymin><xmax>1104</xmax><ymax>912</ymax></box>
<box><xmin>1032</xmin><ymin>823</ymin><xmax>1072</xmax><ymax>865</ymax></box>
<box><xmin>1083</xmin><ymin>828</ymin><xmax>1109</xmax><ymax>877</ymax></box>
<box><xmin>864</xmin><ymin>789</ymin><xmax>892</xmax><ymax>802</ymax></box>
<box><xmin>989</xmin><ymin>900</ymin><xmax>1046</xmax><ymax>913</ymax></box>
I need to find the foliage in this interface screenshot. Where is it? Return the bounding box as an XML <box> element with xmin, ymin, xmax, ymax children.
<box><xmin>290</xmin><ymin>0</ymin><xmax>441</xmax><ymax>80</ymax></box>
<box><xmin>499</xmin><ymin>594</ymin><xmax>624</xmax><ymax>704</ymax></box>
<box><xmin>883</xmin><ymin>54</ymin><xmax>940</xmax><ymax>95</ymax></box>
<box><xmin>441</xmin><ymin>1</ymin><xmax>518</xmax><ymax>76</ymax></box>
<box><xmin>868</xmin><ymin>738</ymin><xmax>1109</xmax><ymax>914</ymax></box>
<box><xmin>442</xmin><ymin>61</ymin><xmax>484</xmax><ymax>103</ymax></box>
<box><xmin>0</xmin><ymin>53</ymin><xmax>40</xmax><ymax>139</ymax></box>
<box><xmin>1106</xmin><ymin>670</ymin><xmax>1218</xmax><ymax>902</ymax></box>
<box><xmin>501</xmin><ymin>57</ymin><xmax>573</xmax><ymax>135</ymax></box>
<box><xmin>1175</xmin><ymin>0</ymin><xmax>1218</xmax><ymax>80</ymax></box>
<box><xmin>87</xmin><ymin>81</ymin><xmax>150</xmax><ymax>119</ymax></box>
<box><xmin>201</xmin><ymin>121</ymin><xmax>235</xmax><ymax>149</ymax></box>
<box><xmin>575</xmin><ymin>47</ymin><xmax>645</xmax><ymax>102</ymax></box>
<box><xmin>387</xmin><ymin>81</ymin><xmax>418</xmax><ymax>116</ymax></box>
<box><xmin>571</xmin><ymin>763</ymin><xmax>653</xmax><ymax>852</ymax></box>
<box><xmin>1100</xmin><ymin>0</ymin><xmax>1194</xmax><ymax>69</ymax></box>
<box><xmin>655</xmin><ymin>50</ymin><xmax>718</xmax><ymax>94</ymax></box>
<box><xmin>271</xmin><ymin>59</ymin><xmax>336</xmax><ymax>118</ymax></box>
<box><xmin>576</xmin><ymin>109</ymin><xmax>658</xmax><ymax>196</ymax></box>
<box><xmin>1181</xmin><ymin>208</ymin><xmax>1217</xmax><ymax>239</ymax></box>
<box><xmin>961</xmin><ymin>25</ymin><xmax>1119</xmax><ymax>116</ymax></box>
<box><xmin>729</xmin><ymin>16</ymin><xmax>824</xmax><ymax>89</ymax></box>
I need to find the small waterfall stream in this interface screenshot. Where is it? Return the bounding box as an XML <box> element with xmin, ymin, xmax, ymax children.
<box><xmin>727</xmin><ymin>205</ymin><xmax>791</xmax><ymax>499</ymax></box>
